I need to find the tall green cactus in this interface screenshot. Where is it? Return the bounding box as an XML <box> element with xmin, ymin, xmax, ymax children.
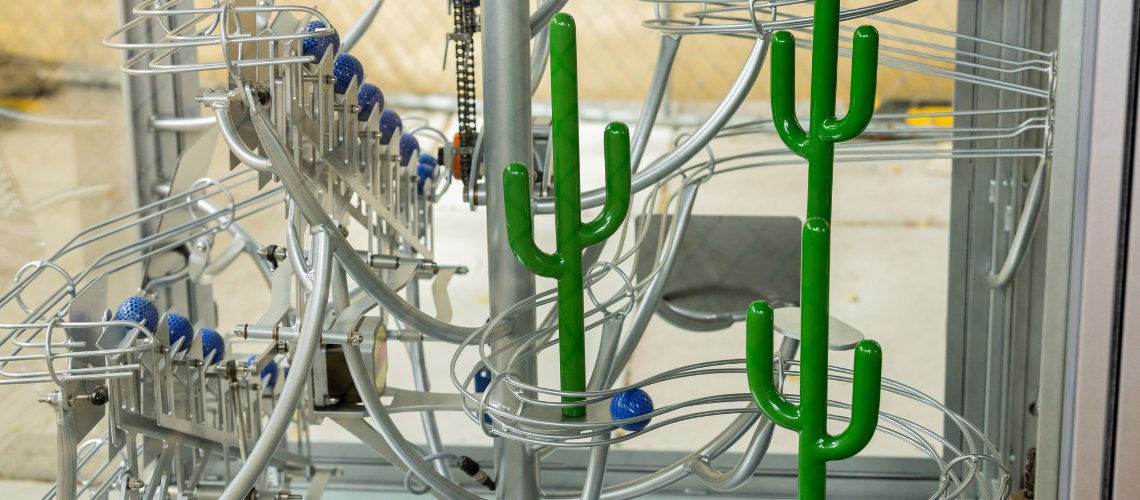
<box><xmin>745</xmin><ymin>2</ymin><xmax>884</xmax><ymax>499</ymax></box>
<box><xmin>503</xmin><ymin>13</ymin><xmax>631</xmax><ymax>417</ymax></box>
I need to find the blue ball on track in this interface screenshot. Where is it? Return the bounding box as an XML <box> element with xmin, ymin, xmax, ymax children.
<box><xmin>201</xmin><ymin>328</ymin><xmax>225</xmax><ymax>365</ymax></box>
<box><xmin>333</xmin><ymin>54</ymin><xmax>365</xmax><ymax>95</ymax></box>
<box><xmin>474</xmin><ymin>367</ymin><xmax>491</xmax><ymax>393</ymax></box>
<box><xmin>302</xmin><ymin>21</ymin><xmax>340</xmax><ymax>62</ymax></box>
<box><xmin>378</xmin><ymin>109</ymin><xmax>401</xmax><ymax>145</ymax></box>
<box><xmin>357</xmin><ymin>83</ymin><xmax>384</xmax><ymax>121</ymax></box>
<box><xmin>417</xmin><ymin>156</ymin><xmax>437</xmax><ymax>195</ymax></box>
<box><xmin>610</xmin><ymin>388</ymin><xmax>654</xmax><ymax>432</ymax></box>
<box><xmin>116</xmin><ymin>296</ymin><xmax>158</xmax><ymax>336</ymax></box>
<box><xmin>248</xmin><ymin>355</ymin><xmax>279</xmax><ymax>389</ymax></box>
<box><xmin>166</xmin><ymin>313</ymin><xmax>193</xmax><ymax>352</ymax></box>
<box><xmin>399</xmin><ymin>133</ymin><xmax>419</xmax><ymax>167</ymax></box>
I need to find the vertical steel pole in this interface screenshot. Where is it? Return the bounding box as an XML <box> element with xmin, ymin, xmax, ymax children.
<box><xmin>481</xmin><ymin>0</ymin><xmax>539</xmax><ymax>497</ymax></box>
<box><xmin>405</xmin><ymin>236</ymin><xmax>452</xmax><ymax>481</ymax></box>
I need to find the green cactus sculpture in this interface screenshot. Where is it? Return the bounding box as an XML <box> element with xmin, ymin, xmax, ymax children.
<box><xmin>503</xmin><ymin>13</ymin><xmax>631</xmax><ymax>417</ymax></box>
<box><xmin>745</xmin><ymin>2</ymin><xmax>884</xmax><ymax>499</ymax></box>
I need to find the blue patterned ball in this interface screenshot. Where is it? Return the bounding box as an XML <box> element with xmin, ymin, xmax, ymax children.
<box><xmin>302</xmin><ymin>21</ymin><xmax>340</xmax><ymax>62</ymax></box>
<box><xmin>610</xmin><ymin>388</ymin><xmax>653</xmax><ymax>432</ymax></box>
<box><xmin>417</xmin><ymin>156</ymin><xmax>437</xmax><ymax>195</ymax></box>
<box><xmin>474</xmin><ymin>367</ymin><xmax>491</xmax><ymax>393</ymax></box>
<box><xmin>357</xmin><ymin>83</ymin><xmax>384</xmax><ymax>121</ymax></box>
<box><xmin>116</xmin><ymin>296</ymin><xmax>159</xmax><ymax>336</ymax></box>
<box><xmin>399</xmin><ymin>133</ymin><xmax>419</xmax><ymax>167</ymax></box>
<box><xmin>166</xmin><ymin>313</ymin><xmax>193</xmax><ymax>352</ymax></box>
<box><xmin>378</xmin><ymin>109</ymin><xmax>401</xmax><ymax>145</ymax></box>
<box><xmin>333</xmin><ymin>54</ymin><xmax>365</xmax><ymax>95</ymax></box>
<box><xmin>248</xmin><ymin>355</ymin><xmax>279</xmax><ymax>388</ymax></box>
<box><xmin>201</xmin><ymin>328</ymin><xmax>225</xmax><ymax>365</ymax></box>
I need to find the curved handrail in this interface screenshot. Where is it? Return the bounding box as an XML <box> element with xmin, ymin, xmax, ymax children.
<box><xmin>988</xmin><ymin>156</ymin><xmax>1050</xmax><ymax>288</ymax></box>
<box><xmin>217</xmin><ymin>229</ymin><xmax>332</xmax><ymax>500</ymax></box>
<box><xmin>533</xmin><ymin>33</ymin><xmax>768</xmax><ymax>214</ymax></box>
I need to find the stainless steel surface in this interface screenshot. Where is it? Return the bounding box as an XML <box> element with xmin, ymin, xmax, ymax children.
<box><xmin>481</xmin><ymin>0</ymin><xmax>540</xmax><ymax>497</ymax></box>
<box><xmin>216</xmin><ymin>229</ymin><xmax>331</xmax><ymax>500</ymax></box>
<box><xmin>150</xmin><ymin>115</ymin><xmax>217</xmax><ymax>132</ymax></box>
<box><xmin>772</xmin><ymin>307</ymin><xmax>866</xmax><ymax>351</ymax></box>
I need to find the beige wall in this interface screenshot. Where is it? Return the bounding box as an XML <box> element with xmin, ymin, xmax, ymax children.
<box><xmin>1</xmin><ymin>1</ymin><xmax>959</xmax><ymax>109</ymax></box>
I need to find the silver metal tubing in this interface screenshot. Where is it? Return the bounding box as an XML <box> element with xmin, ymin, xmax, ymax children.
<box><xmin>545</xmin><ymin>339</ymin><xmax>798</xmax><ymax>500</ymax></box>
<box><xmin>332</xmin><ymin>262</ymin><xmax>351</xmax><ymax>314</ymax></box>
<box><xmin>534</xmin><ymin>33</ymin><xmax>766</xmax><ymax>214</ymax></box>
<box><xmin>654</xmin><ymin>300</ymin><xmax>737</xmax><ymax>331</ymax></box>
<box><xmin>483</xmin><ymin>0</ymin><xmax>541</xmax><ymax>497</ymax></box>
<box><xmin>541</xmin><ymin>409</ymin><xmax>758</xmax><ymax>500</ymax></box>
<box><xmin>217</xmin><ymin>230</ymin><xmax>332</xmax><ymax>500</ymax></box>
<box><xmin>607</xmin><ymin>183</ymin><xmax>699</xmax><ymax>389</ymax></box>
<box><xmin>580</xmin><ymin>434</ymin><xmax>610</xmax><ymax>500</ymax></box>
<box><xmin>530</xmin><ymin>12</ymin><xmax>551</xmax><ymax>96</ymax></box>
<box><xmin>287</xmin><ymin>202</ymin><xmax>315</xmax><ymax>293</ymax></box>
<box><xmin>150</xmin><ymin>114</ymin><xmax>216</xmax><ymax>132</ymax></box>
<box><xmin>198</xmin><ymin>199</ymin><xmax>273</xmax><ymax>286</ymax></box>
<box><xmin>406</xmin><ymin>259</ymin><xmax>452</xmax><ymax>481</ymax></box>
<box><xmin>529</xmin><ymin>0</ymin><xmax>570</xmax><ymax>36</ymax></box>
<box><xmin>343</xmin><ymin>344</ymin><xmax>482</xmax><ymax>500</ymax></box>
<box><xmin>341</xmin><ymin>0</ymin><xmax>387</xmax><ymax>54</ymax></box>
<box><xmin>214</xmin><ymin>105</ymin><xmax>271</xmax><ymax>172</ymax></box>
<box><xmin>587</xmin><ymin>317</ymin><xmax>623</xmax><ymax>392</ymax></box>
<box><xmin>630</xmin><ymin>35</ymin><xmax>681</xmax><ymax>172</ymax></box>
<box><xmin>988</xmin><ymin>157</ymin><xmax>1050</xmax><ymax>288</ymax></box>
<box><xmin>686</xmin><ymin>340</ymin><xmax>799</xmax><ymax>491</ymax></box>
<box><xmin>54</xmin><ymin>402</ymin><xmax>77</xmax><ymax>500</ymax></box>
<box><xmin>688</xmin><ymin>421</ymin><xmax>775</xmax><ymax>490</ymax></box>
<box><xmin>246</xmin><ymin>83</ymin><xmax>508</xmax><ymax>344</ymax></box>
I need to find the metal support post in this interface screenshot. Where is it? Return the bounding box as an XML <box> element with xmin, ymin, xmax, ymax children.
<box><xmin>481</xmin><ymin>0</ymin><xmax>539</xmax><ymax>497</ymax></box>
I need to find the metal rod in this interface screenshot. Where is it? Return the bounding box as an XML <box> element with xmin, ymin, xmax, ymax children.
<box><xmin>988</xmin><ymin>157</ymin><xmax>1050</xmax><ymax>288</ymax></box>
<box><xmin>405</xmin><ymin>240</ymin><xmax>452</xmax><ymax>481</ymax></box>
<box><xmin>482</xmin><ymin>0</ymin><xmax>540</xmax><ymax>497</ymax></box>
<box><xmin>216</xmin><ymin>229</ymin><xmax>332</xmax><ymax>500</ymax></box>
<box><xmin>534</xmin><ymin>34</ymin><xmax>767</xmax><ymax>214</ymax></box>
<box><xmin>530</xmin><ymin>0</ymin><xmax>570</xmax><ymax>36</ymax></box>
<box><xmin>248</xmin><ymin>86</ymin><xmax>509</xmax><ymax>343</ymax></box>
<box><xmin>630</xmin><ymin>35</ymin><xmax>681</xmax><ymax>173</ymax></box>
<box><xmin>607</xmin><ymin>183</ymin><xmax>699</xmax><ymax>389</ymax></box>
<box><xmin>150</xmin><ymin>114</ymin><xmax>217</xmax><ymax>132</ymax></box>
<box><xmin>344</xmin><ymin>345</ymin><xmax>481</xmax><ymax>500</ymax></box>
<box><xmin>341</xmin><ymin>0</ymin><xmax>387</xmax><ymax>54</ymax></box>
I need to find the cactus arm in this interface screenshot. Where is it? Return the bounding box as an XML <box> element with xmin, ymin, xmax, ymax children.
<box><xmin>770</xmin><ymin>31</ymin><xmax>810</xmax><ymax>158</ymax></box>
<box><xmin>818</xmin><ymin>339</ymin><xmax>883</xmax><ymax>461</ymax></box>
<box><xmin>503</xmin><ymin>163</ymin><xmax>564</xmax><ymax>278</ymax></box>
<box><xmin>579</xmin><ymin>122</ymin><xmax>632</xmax><ymax>248</ymax></box>
<box><xmin>746</xmin><ymin>301</ymin><xmax>802</xmax><ymax>430</ymax></box>
<box><xmin>820</xmin><ymin>26</ymin><xmax>880</xmax><ymax>143</ymax></box>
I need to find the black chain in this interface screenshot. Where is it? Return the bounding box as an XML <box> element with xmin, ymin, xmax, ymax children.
<box><xmin>452</xmin><ymin>0</ymin><xmax>479</xmax><ymax>184</ymax></box>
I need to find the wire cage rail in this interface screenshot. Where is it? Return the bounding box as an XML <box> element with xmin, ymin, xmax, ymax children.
<box><xmin>0</xmin><ymin>0</ymin><xmax>1056</xmax><ymax>498</ymax></box>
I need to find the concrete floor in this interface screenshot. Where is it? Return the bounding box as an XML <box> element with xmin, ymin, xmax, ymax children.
<box><xmin>0</xmin><ymin>82</ymin><xmax>952</xmax><ymax>493</ymax></box>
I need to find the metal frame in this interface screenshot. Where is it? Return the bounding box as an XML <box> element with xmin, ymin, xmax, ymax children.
<box><xmin>944</xmin><ymin>0</ymin><xmax>1058</xmax><ymax>494</ymax></box>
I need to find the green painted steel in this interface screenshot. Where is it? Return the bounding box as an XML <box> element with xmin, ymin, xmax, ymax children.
<box><xmin>502</xmin><ymin>13</ymin><xmax>632</xmax><ymax>417</ymax></box>
<box><xmin>746</xmin><ymin>2</ymin><xmax>884</xmax><ymax>498</ymax></box>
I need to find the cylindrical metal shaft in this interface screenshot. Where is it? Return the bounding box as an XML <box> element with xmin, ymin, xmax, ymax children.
<box><xmin>481</xmin><ymin>0</ymin><xmax>539</xmax><ymax>497</ymax></box>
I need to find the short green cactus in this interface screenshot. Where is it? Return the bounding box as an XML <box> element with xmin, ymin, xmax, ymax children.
<box><xmin>503</xmin><ymin>13</ymin><xmax>631</xmax><ymax>417</ymax></box>
<box><xmin>745</xmin><ymin>2</ymin><xmax>884</xmax><ymax>499</ymax></box>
